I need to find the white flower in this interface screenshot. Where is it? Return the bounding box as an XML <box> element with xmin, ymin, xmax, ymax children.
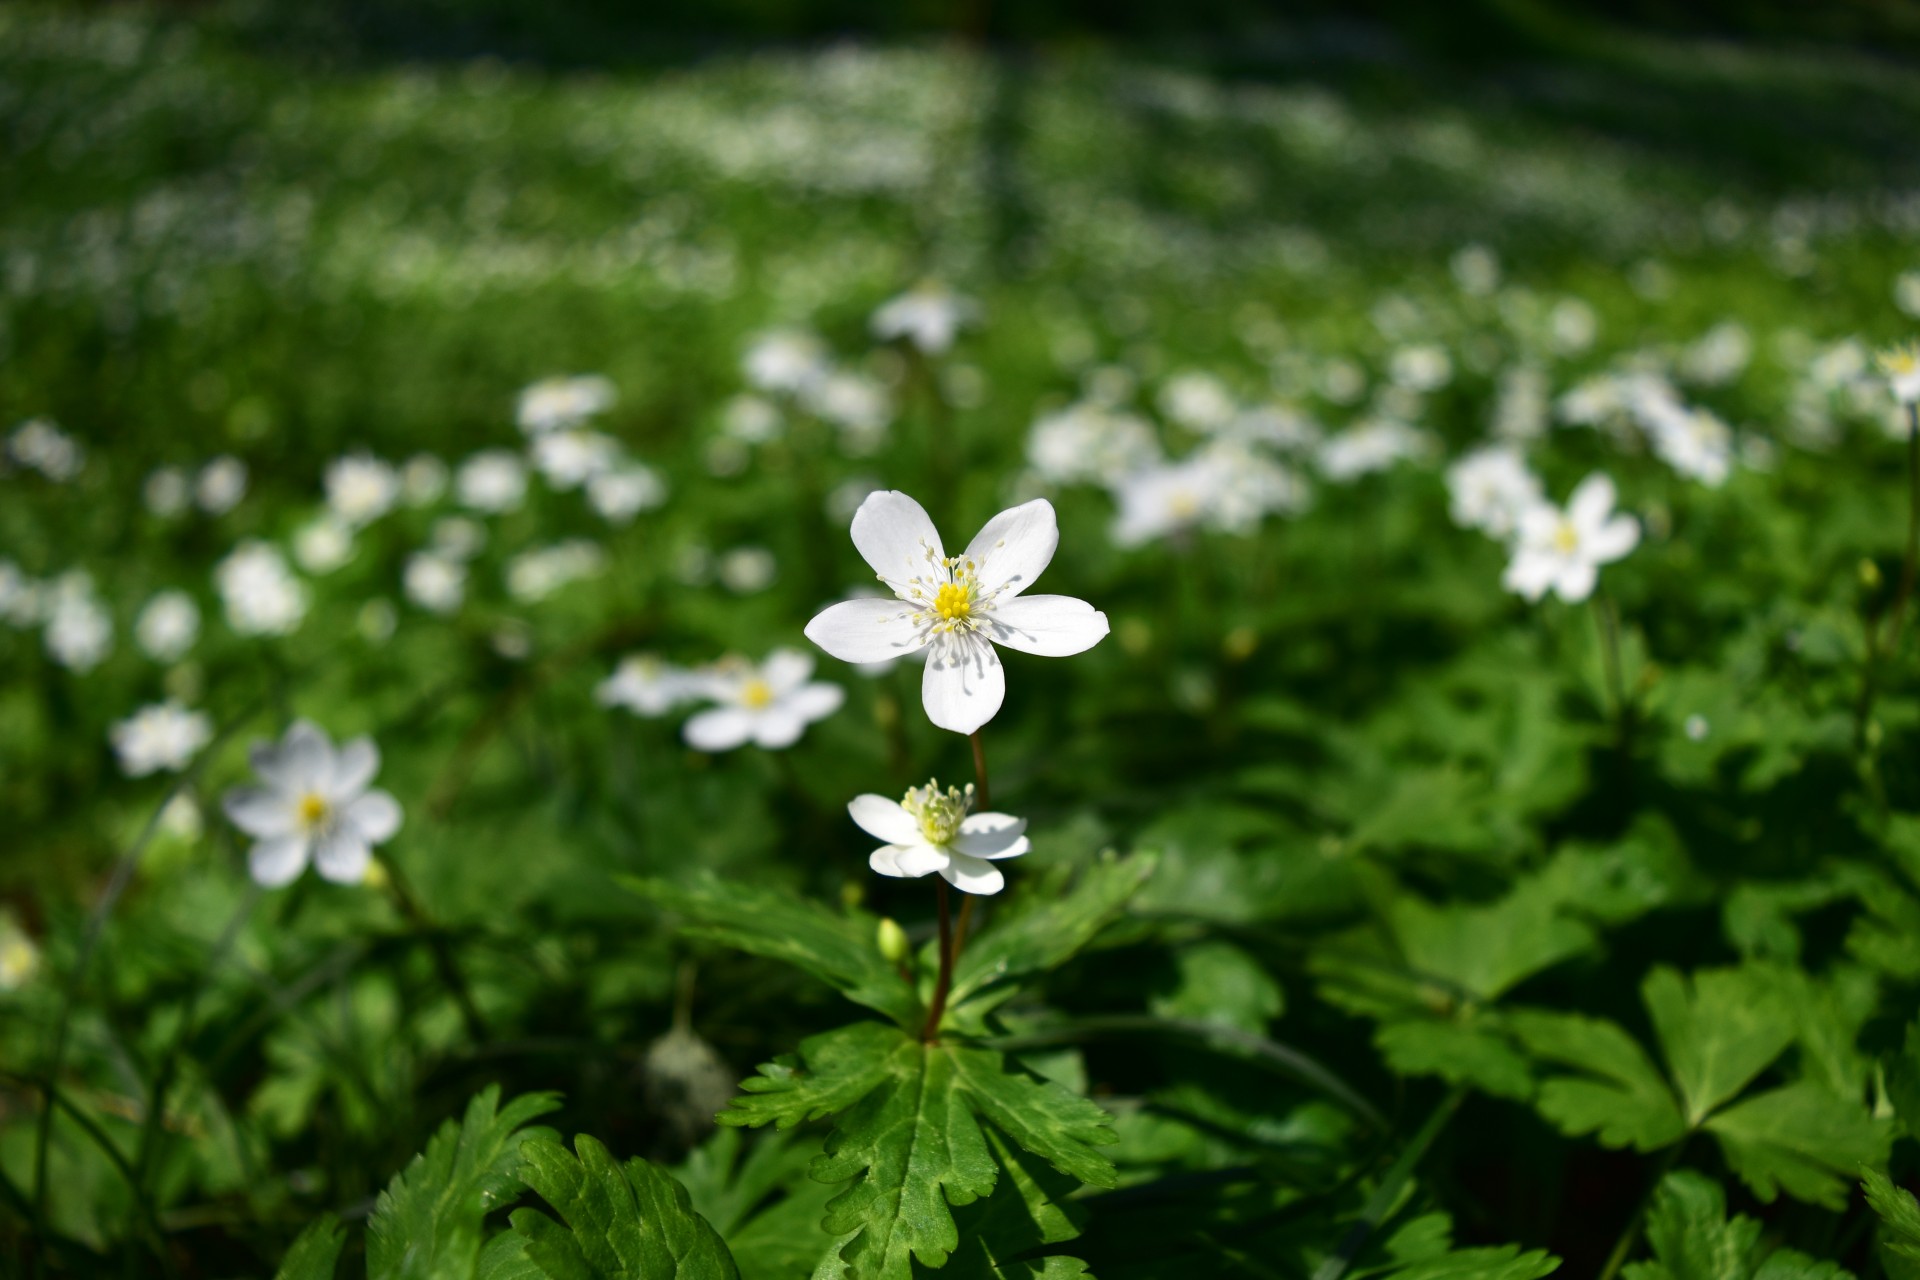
<box><xmin>223</xmin><ymin>721</ymin><xmax>402</xmax><ymax>887</ymax></box>
<box><xmin>531</xmin><ymin>429</ymin><xmax>619</xmax><ymax>490</ymax></box>
<box><xmin>1880</xmin><ymin>344</ymin><xmax>1920</xmax><ymax>406</ymax></box>
<box><xmin>196</xmin><ymin>456</ymin><xmax>248</xmax><ymax>515</ymax></box>
<box><xmin>136</xmin><ymin>590</ymin><xmax>200</xmax><ymax>662</ymax></box>
<box><xmin>44</xmin><ymin>575</ymin><xmax>112</xmax><ymax>672</ymax></box>
<box><xmin>505</xmin><ymin>540</ymin><xmax>605</xmax><ymax>603</ymax></box>
<box><xmin>850</xmin><ymin>780</ymin><xmax>1028</xmax><ymax>896</ymax></box>
<box><xmin>722</xmin><ymin>394</ymin><xmax>783</xmax><ymax>444</ymax></box>
<box><xmin>597</xmin><ymin>655</ymin><xmax>698</xmax><ymax>717</ymax></box>
<box><xmin>1451</xmin><ymin>244</ymin><xmax>1500</xmax><ymax>296</ymax></box>
<box><xmin>1446</xmin><ymin>445</ymin><xmax>1542</xmax><ymax>539</ymax></box>
<box><xmin>744</xmin><ymin>330</ymin><xmax>829</xmax><ymax>395</ymax></box>
<box><xmin>144</xmin><ymin>466</ymin><xmax>191</xmax><ymax>517</ymax></box>
<box><xmin>1389</xmin><ymin>344</ymin><xmax>1453</xmax><ymax>393</ymax></box>
<box><xmin>805</xmin><ymin>493</ymin><xmax>1108</xmax><ymax>735</ymax></box>
<box><xmin>1027</xmin><ymin>404</ymin><xmax>1162</xmax><ymax>487</ymax></box>
<box><xmin>0</xmin><ymin>562</ymin><xmax>40</xmax><ymax>628</ymax></box>
<box><xmin>456</xmin><ymin>450</ymin><xmax>528</xmax><ymax>513</ymax></box>
<box><xmin>1491</xmin><ymin>365</ymin><xmax>1549</xmax><ymax>441</ymax></box>
<box><xmin>293</xmin><ymin>516</ymin><xmax>356</xmax><ymax>574</ymax></box>
<box><xmin>110</xmin><ymin>701</ymin><xmax>213</xmax><ymax>777</ymax></box>
<box><xmin>216</xmin><ymin>541</ymin><xmax>307</xmax><ymax>636</ymax></box>
<box><xmin>586</xmin><ymin>464</ymin><xmax>667</xmax><ymax>523</ymax></box>
<box><xmin>404</xmin><ymin>552</ymin><xmax>465</xmax><ymax>614</ymax></box>
<box><xmin>802</xmin><ymin>372</ymin><xmax>892</xmax><ymax>445</ymax></box>
<box><xmin>1649</xmin><ymin>408</ymin><xmax>1734</xmax><ymax>488</ymax></box>
<box><xmin>1503</xmin><ymin>474</ymin><xmax>1640</xmax><ymax>603</ymax></box>
<box><xmin>1158</xmin><ymin>372</ymin><xmax>1237</xmax><ymax>433</ymax></box>
<box><xmin>8</xmin><ymin>419</ymin><xmax>84</xmax><ymax>481</ymax></box>
<box><xmin>870</xmin><ymin>284</ymin><xmax>977</xmax><ymax>355</ymax></box>
<box><xmin>717</xmin><ymin>546</ymin><xmax>777</xmax><ymax>594</ymax></box>
<box><xmin>1680</xmin><ymin>322</ymin><xmax>1752</xmax><ymax>386</ymax></box>
<box><xmin>324</xmin><ymin>453</ymin><xmax>401</xmax><ymax>527</ymax></box>
<box><xmin>1550</xmin><ymin>298</ymin><xmax>1598</xmax><ymax>354</ymax></box>
<box><xmin>402</xmin><ymin>454</ymin><xmax>449</xmax><ymax>506</ymax></box>
<box><xmin>431</xmin><ymin>516</ymin><xmax>486</xmax><ymax>559</ymax></box>
<box><xmin>517</xmin><ymin>375</ymin><xmax>615</xmax><ymax>435</ymax></box>
<box><xmin>683</xmin><ymin>650</ymin><xmax>844</xmax><ymax>751</ymax></box>
<box><xmin>1316</xmin><ymin>419</ymin><xmax>1432</xmax><ymax>482</ymax></box>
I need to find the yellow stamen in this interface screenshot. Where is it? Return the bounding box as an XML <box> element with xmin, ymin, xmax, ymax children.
<box><xmin>741</xmin><ymin>678</ymin><xmax>774</xmax><ymax>709</ymax></box>
<box><xmin>297</xmin><ymin>793</ymin><xmax>330</xmax><ymax>828</ymax></box>
<box><xmin>1552</xmin><ymin>520</ymin><xmax>1580</xmax><ymax>554</ymax></box>
<box><xmin>934</xmin><ymin>582</ymin><xmax>972</xmax><ymax>622</ymax></box>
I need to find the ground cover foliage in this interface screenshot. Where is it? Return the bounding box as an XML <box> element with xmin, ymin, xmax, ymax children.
<box><xmin>10</xmin><ymin>5</ymin><xmax>1920</xmax><ymax>1277</ymax></box>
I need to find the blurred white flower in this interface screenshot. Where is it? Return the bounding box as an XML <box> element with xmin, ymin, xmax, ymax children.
<box><xmin>1649</xmin><ymin>408</ymin><xmax>1735</xmax><ymax>487</ymax></box>
<box><xmin>805</xmin><ymin>493</ymin><xmax>1108</xmax><ymax>735</ymax></box>
<box><xmin>324</xmin><ymin>453</ymin><xmax>401</xmax><ymax>527</ymax></box>
<box><xmin>597</xmin><ymin>655</ymin><xmax>698</xmax><ymax>717</ymax></box>
<box><xmin>144</xmin><ymin>466</ymin><xmax>191</xmax><ymax>517</ymax></box>
<box><xmin>1492</xmin><ymin>365</ymin><xmax>1550</xmax><ymax>441</ymax></box>
<box><xmin>111</xmin><ymin>701</ymin><xmax>213</xmax><ymax>777</ymax></box>
<box><xmin>1227</xmin><ymin>405</ymin><xmax>1323</xmax><ymax>454</ymax></box>
<box><xmin>404</xmin><ymin>552</ymin><xmax>465</xmax><ymax>614</ymax></box>
<box><xmin>1158</xmin><ymin>372</ymin><xmax>1237</xmax><ymax>433</ymax></box>
<box><xmin>1504</xmin><ymin>474</ymin><xmax>1640</xmax><ymax>603</ymax></box>
<box><xmin>684</xmin><ymin>650</ymin><xmax>844</xmax><ymax>752</ymax></box>
<box><xmin>160</xmin><ymin>793</ymin><xmax>203</xmax><ymax>841</ymax></box>
<box><xmin>531</xmin><ymin>428</ymin><xmax>619</xmax><ymax>490</ymax></box>
<box><xmin>744</xmin><ymin>330</ymin><xmax>829</xmax><ymax>395</ymax></box>
<box><xmin>0</xmin><ymin>916</ymin><xmax>39</xmax><ymax>992</ymax></box>
<box><xmin>216</xmin><ymin>541</ymin><xmax>307</xmax><ymax>636</ymax></box>
<box><xmin>8</xmin><ymin>419</ymin><xmax>84</xmax><ymax>481</ymax></box>
<box><xmin>456</xmin><ymin>450</ymin><xmax>528</xmax><ymax>513</ymax></box>
<box><xmin>1898</xmin><ymin>272</ymin><xmax>1920</xmax><ymax>319</ymax></box>
<box><xmin>1450</xmin><ymin>244</ymin><xmax>1500</xmax><ymax>296</ymax></box>
<box><xmin>871</xmin><ymin>283</ymin><xmax>977</xmax><ymax>355</ymax></box>
<box><xmin>1317</xmin><ymin>419</ymin><xmax>1432</xmax><ymax>482</ymax></box>
<box><xmin>223</xmin><ymin>720</ymin><xmax>402</xmax><ymax>887</ymax></box>
<box><xmin>586</xmin><ymin>463</ymin><xmax>667</xmax><ymax>523</ymax></box>
<box><xmin>1447</xmin><ymin>445</ymin><xmax>1542</xmax><ymax>539</ymax></box>
<box><xmin>517</xmin><ymin>375</ymin><xmax>616</xmax><ymax>435</ymax></box>
<box><xmin>722</xmin><ymin>394</ymin><xmax>783</xmax><ymax>444</ymax></box>
<box><xmin>850</xmin><ymin>780</ymin><xmax>1028</xmax><ymax>897</ymax></box>
<box><xmin>1680</xmin><ymin>322</ymin><xmax>1752</xmax><ymax>386</ymax></box>
<box><xmin>1027</xmin><ymin>404</ymin><xmax>1161</xmax><ymax>487</ymax></box>
<box><xmin>717</xmin><ymin>546</ymin><xmax>777</xmax><ymax>594</ymax></box>
<box><xmin>803</xmin><ymin>371</ymin><xmax>891</xmax><ymax>445</ymax></box>
<box><xmin>1880</xmin><ymin>344</ymin><xmax>1920</xmax><ymax>406</ymax></box>
<box><xmin>196</xmin><ymin>456</ymin><xmax>248</xmax><ymax>515</ymax></box>
<box><xmin>0</xmin><ymin>562</ymin><xmax>39</xmax><ymax>628</ymax></box>
<box><xmin>1390</xmin><ymin>344</ymin><xmax>1453</xmax><ymax>393</ymax></box>
<box><xmin>401</xmin><ymin>454</ymin><xmax>448</xmax><ymax>506</ymax></box>
<box><xmin>1108</xmin><ymin>452</ymin><xmax>1229</xmax><ymax>547</ymax></box>
<box><xmin>293</xmin><ymin>516</ymin><xmax>356</xmax><ymax>574</ymax></box>
<box><xmin>431</xmin><ymin>516</ymin><xmax>487</xmax><ymax>559</ymax></box>
<box><xmin>44</xmin><ymin>574</ymin><xmax>112</xmax><ymax>672</ymax></box>
<box><xmin>136</xmin><ymin>590</ymin><xmax>200</xmax><ymax>662</ymax></box>
<box><xmin>506</xmin><ymin>541</ymin><xmax>605</xmax><ymax>603</ymax></box>
<box><xmin>1550</xmin><ymin>298</ymin><xmax>1598</xmax><ymax>355</ymax></box>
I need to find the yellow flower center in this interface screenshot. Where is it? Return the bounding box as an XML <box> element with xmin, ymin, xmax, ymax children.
<box><xmin>1169</xmin><ymin>491</ymin><xmax>1201</xmax><ymax>520</ymax></box>
<box><xmin>297</xmin><ymin>793</ymin><xmax>332</xmax><ymax>829</ymax></box>
<box><xmin>1552</xmin><ymin>520</ymin><xmax>1580</xmax><ymax>554</ymax></box>
<box><xmin>741</xmin><ymin>678</ymin><xmax>774</xmax><ymax>709</ymax></box>
<box><xmin>902</xmin><ymin>779</ymin><xmax>973</xmax><ymax>846</ymax></box>
<box><xmin>934</xmin><ymin>582</ymin><xmax>972</xmax><ymax>622</ymax></box>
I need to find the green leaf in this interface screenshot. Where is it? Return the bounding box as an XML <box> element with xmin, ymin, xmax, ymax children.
<box><xmin>1861</xmin><ymin>1168</ymin><xmax>1920</xmax><ymax>1262</ymax></box>
<box><xmin>622</xmin><ymin>876</ymin><xmax>919</xmax><ymax>1030</ymax></box>
<box><xmin>721</xmin><ymin>1023</ymin><xmax>1116</xmax><ymax>1280</ymax></box>
<box><xmin>367</xmin><ymin>1087</ymin><xmax>563</xmax><ymax>1280</ymax></box>
<box><xmin>1642</xmin><ymin>967</ymin><xmax>1792</xmax><ymax>1125</ymax></box>
<box><xmin>276</xmin><ymin>1215</ymin><xmax>345</xmax><ymax>1280</ymax></box>
<box><xmin>1387</xmin><ymin>881</ymin><xmax>1597</xmax><ymax>1004</ymax></box>
<box><xmin>1375</xmin><ymin>1020</ymin><xmax>1533</xmax><ymax>1101</ymax></box>
<box><xmin>928</xmin><ymin>1129</ymin><xmax>1091</xmax><ymax>1280</ymax></box>
<box><xmin>1384</xmin><ymin>1248</ymin><xmax>1561</xmax><ymax>1280</ymax></box>
<box><xmin>503</xmin><ymin>1134</ymin><xmax>739</xmax><ymax>1280</ymax></box>
<box><xmin>1148</xmin><ymin>939</ymin><xmax>1284</xmax><ymax>1035</ymax></box>
<box><xmin>1621</xmin><ymin>1171</ymin><xmax>1761</xmax><ymax>1280</ymax></box>
<box><xmin>1507</xmin><ymin>1010</ymin><xmax>1686</xmax><ymax>1152</ymax></box>
<box><xmin>947</xmin><ymin>853</ymin><xmax>1155</xmax><ymax>1015</ymax></box>
<box><xmin>673</xmin><ymin>1128</ymin><xmax>838</xmax><ymax>1280</ymax></box>
<box><xmin>1887</xmin><ymin>1020</ymin><xmax>1920</xmax><ymax>1136</ymax></box>
<box><xmin>1704</xmin><ymin>1082</ymin><xmax>1891</xmax><ymax>1208</ymax></box>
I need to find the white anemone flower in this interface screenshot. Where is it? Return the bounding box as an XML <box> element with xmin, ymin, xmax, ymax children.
<box><xmin>850</xmin><ymin>780</ymin><xmax>1028</xmax><ymax>896</ymax></box>
<box><xmin>517</xmin><ymin>375</ymin><xmax>615</xmax><ymax>435</ymax></box>
<box><xmin>136</xmin><ymin>590</ymin><xmax>200</xmax><ymax>662</ymax></box>
<box><xmin>1503</xmin><ymin>474</ymin><xmax>1640</xmax><ymax>604</ymax></box>
<box><xmin>870</xmin><ymin>284</ymin><xmax>978</xmax><ymax>355</ymax></box>
<box><xmin>1446</xmin><ymin>445</ymin><xmax>1542</xmax><ymax>538</ymax></box>
<box><xmin>597</xmin><ymin>654</ymin><xmax>698</xmax><ymax>717</ymax></box>
<box><xmin>111</xmin><ymin>701</ymin><xmax>213</xmax><ymax>777</ymax></box>
<box><xmin>1880</xmin><ymin>344</ymin><xmax>1920</xmax><ymax>406</ymax></box>
<box><xmin>683</xmin><ymin>650</ymin><xmax>844</xmax><ymax>752</ymax></box>
<box><xmin>456</xmin><ymin>450</ymin><xmax>528</xmax><ymax>513</ymax></box>
<box><xmin>222</xmin><ymin>720</ymin><xmax>402</xmax><ymax>887</ymax></box>
<box><xmin>804</xmin><ymin>493</ymin><xmax>1109</xmax><ymax>735</ymax></box>
<box><xmin>531</xmin><ymin>429</ymin><xmax>619</xmax><ymax>490</ymax></box>
<box><xmin>324</xmin><ymin>454</ymin><xmax>401</xmax><ymax>527</ymax></box>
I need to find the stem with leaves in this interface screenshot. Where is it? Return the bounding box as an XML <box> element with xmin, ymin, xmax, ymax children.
<box><xmin>1310</xmin><ymin>1085</ymin><xmax>1466</xmax><ymax>1280</ymax></box>
<box><xmin>378</xmin><ymin>854</ymin><xmax>489</xmax><ymax>1045</ymax></box>
<box><xmin>1596</xmin><ymin>1137</ymin><xmax>1689</xmax><ymax>1280</ymax></box>
<box><xmin>921</xmin><ymin>729</ymin><xmax>994</xmax><ymax>1041</ymax></box>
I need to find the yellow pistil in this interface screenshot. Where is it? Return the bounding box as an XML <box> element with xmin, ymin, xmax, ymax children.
<box><xmin>1552</xmin><ymin>520</ymin><xmax>1580</xmax><ymax>554</ymax></box>
<box><xmin>740</xmin><ymin>678</ymin><xmax>774</xmax><ymax>709</ymax></box>
<box><xmin>902</xmin><ymin>779</ymin><xmax>973</xmax><ymax>847</ymax></box>
<box><xmin>1878</xmin><ymin>343</ymin><xmax>1920</xmax><ymax>378</ymax></box>
<box><xmin>297</xmin><ymin>793</ymin><xmax>331</xmax><ymax>829</ymax></box>
<box><xmin>934</xmin><ymin>582</ymin><xmax>972</xmax><ymax>622</ymax></box>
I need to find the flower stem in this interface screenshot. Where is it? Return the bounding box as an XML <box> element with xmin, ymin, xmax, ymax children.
<box><xmin>1591</xmin><ymin>593</ymin><xmax>1626</xmax><ymax>726</ymax></box>
<box><xmin>379</xmin><ymin>854</ymin><xmax>490</xmax><ymax>1046</ymax></box>
<box><xmin>955</xmin><ymin>729</ymin><xmax>991</xmax><ymax>957</ymax></box>
<box><xmin>923</xmin><ymin>877</ymin><xmax>954</xmax><ymax>1043</ymax></box>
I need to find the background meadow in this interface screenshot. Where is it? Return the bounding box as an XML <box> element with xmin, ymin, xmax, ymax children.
<box><xmin>10</xmin><ymin>3</ymin><xmax>1920</xmax><ymax>1276</ymax></box>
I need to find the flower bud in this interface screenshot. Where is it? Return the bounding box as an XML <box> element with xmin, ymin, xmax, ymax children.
<box><xmin>1861</xmin><ymin>558</ymin><xmax>1884</xmax><ymax>592</ymax></box>
<box><xmin>877</xmin><ymin>917</ymin><xmax>910</xmax><ymax>965</ymax></box>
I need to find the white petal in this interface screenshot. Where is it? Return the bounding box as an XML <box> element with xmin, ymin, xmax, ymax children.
<box><xmin>760</xmin><ymin>648</ymin><xmax>814</xmax><ymax>695</ymax></box>
<box><xmin>1568</xmin><ymin>473</ymin><xmax>1617</xmax><ymax>531</ymax></box>
<box><xmin>249</xmin><ymin>834</ymin><xmax>310</xmax><ymax>888</ymax></box>
<box><xmin>955</xmin><ymin>813</ymin><xmax>1030</xmax><ymax>859</ymax></box>
<box><xmin>1502</xmin><ymin>550</ymin><xmax>1557</xmax><ymax>601</ymax></box>
<box><xmin>749</xmin><ymin>709</ymin><xmax>806</xmax><ymax>750</ymax></box>
<box><xmin>278</xmin><ymin>720</ymin><xmax>334</xmax><ymax>789</ymax></box>
<box><xmin>940</xmin><ymin>851</ymin><xmax>1005</xmax><ymax>896</ymax></box>
<box><xmin>964</xmin><ymin>499</ymin><xmax>1058</xmax><ymax>599</ymax></box>
<box><xmin>851</xmin><ymin>491</ymin><xmax>945</xmax><ymax>588</ymax></box>
<box><xmin>921</xmin><ymin>633</ymin><xmax>1005</xmax><ymax>735</ymax></box>
<box><xmin>684</xmin><ymin>707</ymin><xmax>753</xmax><ymax>752</ymax></box>
<box><xmin>804</xmin><ymin>598</ymin><xmax>928</xmax><ymax>664</ymax></box>
<box><xmin>1553</xmin><ymin>559</ymin><xmax>1598</xmax><ymax>603</ymax></box>
<box><xmin>345</xmin><ymin>790</ymin><xmax>403</xmax><ymax>844</ymax></box>
<box><xmin>330</xmin><ymin>736</ymin><xmax>379</xmax><ymax>797</ymax></box>
<box><xmin>1586</xmin><ymin>515</ymin><xmax>1640</xmax><ymax>562</ymax></box>
<box><xmin>869</xmin><ymin>843</ymin><xmax>945</xmax><ymax>879</ymax></box>
<box><xmin>850</xmin><ymin>795</ymin><xmax>922</xmax><ymax>845</ymax></box>
<box><xmin>986</xmin><ymin>595</ymin><xmax>1109</xmax><ymax>657</ymax></box>
<box><xmin>1515</xmin><ymin>503</ymin><xmax>1561</xmax><ymax>547</ymax></box>
<box><xmin>223</xmin><ymin>785</ymin><xmax>298</xmax><ymax>838</ymax></box>
<box><xmin>312</xmin><ymin>830</ymin><xmax>371</xmax><ymax>884</ymax></box>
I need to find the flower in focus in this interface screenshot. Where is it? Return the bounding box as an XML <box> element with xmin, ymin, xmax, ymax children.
<box><xmin>870</xmin><ymin>283</ymin><xmax>977</xmax><ymax>355</ymax></box>
<box><xmin>324</xmin><ymin>453</ymin><xmax>401</xmax><ymax>527</ymax></box>
<box><xmin>850</xmin><ymin>779</ymin><xmax>1028</xmax><ymax>896</ymax></box>
<box><xmin>1504</xmin><ymin>474</ymin><xmax>1640</xmax><ymax>604</ymax></box>
<box><xmin>456</xmin><ymin>450</ymin><xmax>529</xmax><ymax>513</ymax></box>
<box><xmin>683</xmin><ymin>650</ymin><xmax>844</xmax><ymax>752</ymax></box>
<box><xmin>111</xmin><ymin>701</ymin><xmax>213</xmax><ymax>777</ymax></box>
<box><xmin>805</xmin><ymin>492</ymin><xmax>1108</xmax><ymax>735</ymax></box>
<box><xmin>517</xmin><ymin>375</ymin><xmax>615</xmax><ymax>435</ymax></box>
<box><xmin>1446</xmin><ymin>445</ymin><xmax>1542</xmax><ymax>539</ymax></box>
<box><xmin>216</xmin><ymin>541</ymin><xmax>307</xmax><ymax>636</ymax></box>
<box><xmin>597</xmin><ymin>654</ymin><xmax>698</xmax><ymax>717</ymax></box>
<box><xmin>222</xmin><ymin>720</ymin><xmax>402</xmax><ymax>887</ymax></box>
<box><xmin>1879</xmin><ymin>343</ymin><xmax>1920</xmax><ymax>406</ymax></box>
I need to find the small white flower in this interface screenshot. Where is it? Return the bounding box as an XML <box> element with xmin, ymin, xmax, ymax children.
<box><xmin>850</xmin><ymin>780</ymin><xmax>1029</xmax><ymax>896</ymax></box>
<box><xmin>44</xmin><ymin>575</ymin><xmax>112</xmax><ymax>672</ymax></box>
<box><xmin>111</xmin><ymin>701</ymin><xmax>213</xmax><ymax>777</ymax></box>
<box><xmin>293</xmin><ymin>516</ymin><xmax>356</xmax><ymax>574</ymax></box>
<box><xmin>505</xmin><ymin>540</ymin><xmax>605</xmax><ymax>603</ymax></box>
<box><xmin>1446</xmin><ymin>445</ymin><xmax>1542</xmax><ymax>539</ymax></box>
<box><xmin>8</xmin><ymin>419</ymin><xmax>84</xmax><ymax>481</ymax></box>
<box><xmin>222</xmin><ymin>720</ymin><xmax>403</xmax><ymax>887</ymax></box>
<box><xmin>401</xmin><ymin>454</ymin><xmax>449</xmax><ymax>506</ymax></box>
<box><xmin>136</xmin><ymin>590</ymin><xmax>200</xmax><ymax>662</ymax></box>
<box><xmin>805</xmin><ymin>493</ymin><xmax>1108</xmax><ymax>735</ymax></box>
<box><xmin>431</xmin><ymin>516</ymin><xmax>487</xmax><ymax>559</ymax></box>
<box><xmin>1680</xmin><ymin>322</ymin><xmax>1752</xmax><ymax>386</ymax></box>
<box><xmin>722</xmin><ymin>394</ymin><xmax>783</xmax><ymax>444</ymax></box>
<box><xmin>0</xmin><ymin>562</ymin><xmax>41</xmax><ymax>629</ymax></box>
<box><xmin>456</xmin><ymin>450</ymin><xmax>528</xmax><ymax>513</ymax></box>
<box><xmin>1027</xmin><ymin>404</ymin><xmax>1162</xmax><ymax>487</ymax></box>
<box><xmin>404</xmin><ymin>552</ymin><xmax>466</xmax><ymax>614</ymax></box>
<box><xmin>1879</xmin><ymin>344</ymin><xmax>1920</xmax><ymax>406</ymax></box>
<box><xmin>0</xmin><ymin>915</ymin><xmax>39</xmax><ymax>992</ymax></box>
<box><xmin>531</xmin><ymin>429</ymin><xmax>619</xmax><ymax>490</ymax></box>
<box><xmin>717</xmin><ymin>546</ymin><xmax>777</xmax><ymax>594</ymax></box>
<box><xmin>870</xmin><ymin>284</ymin><xmax>978</xmax><ymax>355</ymax></box>
<box><xmin>683</xmin><ymin>650</ymin><xmax>844</xmax><ymax>752</ymax></box>
<box><xmin>1503</xmin><ymin>474</ymin><xmax>1640</xmax><ymax>604</ymax></box>
<box><xmin>517</xmin><ymin>375</ymin><xmax>616</xmax><ymax>435</ymax></box>
<box><xmin>1451</xmin><ymin>244</ymin><xmax>1500</xmax><ymax>296</ymax></box>
<box><xmin>1684</xmin><ymin>714</ymin><xmax>1710</xmax><ymax>742</ymax></box>
<box><xmin>802</xmin><ymin>372</ymin><xmax>892</xmax><ymax>444</ymax></box>
<box><xmin>144</xmin><ymin>466</ymin><xmax>191</xmax><ymax>517</ymax></box>
<box><xmin>1550</xmin><ymin>298</ymin><xmax>1598</xmax><ymax>355</ymax></box>
<box><xmin>1390</xmin><ymin>344</ymin><xmax>1453</xmax><ymax>393</ymax></box>
<box><xmin>1158</xmin><ymin>372</ymin><xmax>1237</xmax><ymax>433</ymax></box>
<box><xmin>1648</xmin><ymin>408</ymin><xmax>1734</xmax><ymax>488</ymax></box>
<box><xmin>1317</xmin><ymin>419</ymin><xmax>1431</xmax><ymax>482</ymax></box>
<box><xmin>324</xmin><ymin>453</ymin><xmax>401</xmax><ymax>527</ymax></box>
<box><xmin>744</xmin><ymin>330</ymin><xmax>829</xmax><ymax>395</ymax></box>
<box><xmin>597</xmin><ymin>654</ymin><xmax>697</xmax><ymax>717</ymax></box>
<box><xmin>196</xmin><ymin>456</ymin><xmax>248</xmax><ymax>515</ymax></box>
<box><xmin>216</xmin><ymin>541</ymin><xmax>307</xmax><ymax>636</ymax></box>
<box><xmin>586</xmin><ymin>464</ymin><xmax>667</xmax><ymax>523</ymax></box>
